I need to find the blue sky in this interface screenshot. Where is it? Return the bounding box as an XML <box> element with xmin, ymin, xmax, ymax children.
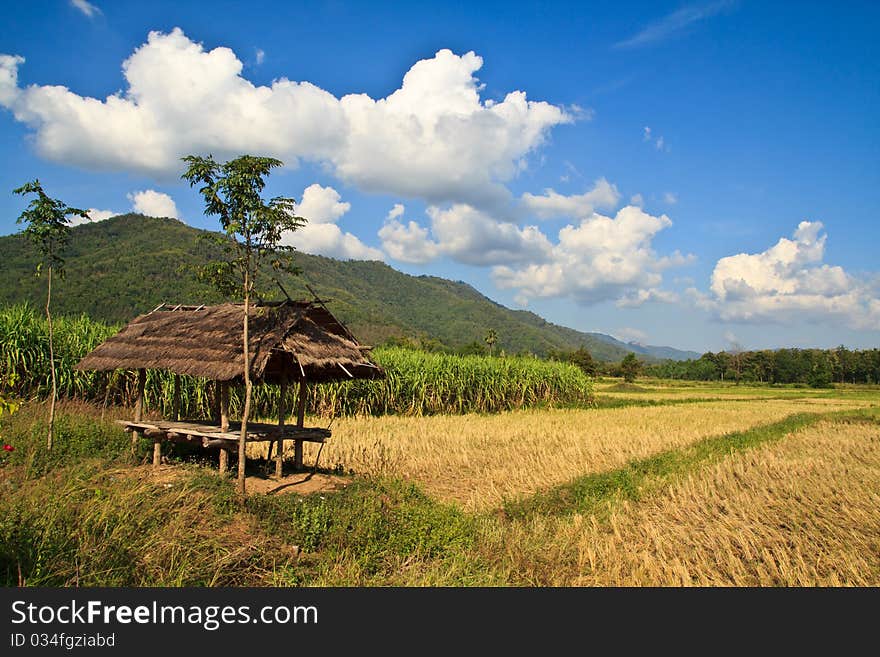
<box><xmin>1</xmin><ymin>0</ymin><xmax>878</xmax><ymax>353</ymax></box>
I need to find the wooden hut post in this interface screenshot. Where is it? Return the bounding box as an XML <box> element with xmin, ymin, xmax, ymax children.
<box><xmin>294</xmin><ymin>377</ymin><xmax>307</xmax><ymax>470</ymax></box>
<box><xmin>212</xmin><ymin>380</ymin><xmax>222</xmax><ymax>424</ymax></box>
<box><xmin>276</xmin><ymin>377</ymin><xmax>287</xmax><ymax>479</ymax></box>
<box><xmin>219</xmin><ymin>381</ymin><xmax>230</xmax><ymax>474</ymax></box>
<box><xmin>172</xmin><ymin>374</ymin><xmax>181</xmax><ymax>421</ymax></box>
<box><xmin>152</xmin><ymin>434</ymin><xmax>162</xmax><ymax>467</ymax></box>
<box><xmin>131</xmin><ymin>368</ymin><xmax>146</xmax><ymax>456</ymax></box>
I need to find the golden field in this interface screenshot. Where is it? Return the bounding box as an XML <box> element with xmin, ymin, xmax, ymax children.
<box><xmin>568</xmin><ymin>419</ymin><xmax>880</xmax><ymax>585</ymax></box>
<box><xmin>269</xmin><ymin>396</ymin><xmax>872</xmax><ymax>511</ymax></box>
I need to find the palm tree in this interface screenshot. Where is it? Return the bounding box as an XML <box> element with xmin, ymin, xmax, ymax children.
<box><xmin>484</xmin><ymin>329</ymin><xmax>498</xmax><ymax>356</ymax></box>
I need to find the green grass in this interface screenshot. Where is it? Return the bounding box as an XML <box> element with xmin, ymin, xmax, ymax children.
<box><xmin>0</xmin><ymin>305</ymin><xmax>593</xmax><ymax>417</ymax></box>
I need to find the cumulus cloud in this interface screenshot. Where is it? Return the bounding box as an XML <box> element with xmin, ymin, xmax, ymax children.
<box><xmin>387</xmin><ymin>204</ymin><xmax>405</xmax><ymax>221</ymax></box>
<box><xmin>128</xmin><ymin>189</ymin><xmax>180</xmax><ymax>218</ymax></box>
<box><xmin>288</xmin><ymin>223</ymin><xmax>384</xmax><ymax>261</ymax></box>
<box><xmin>630</xmin><ymin>193</ymin><xmax>644</xmax><ymax>207</ymax></box>
<box><xmin>0</xmin><ymin>29</ymin><xmax>571</xmax><ymax>214</ymax></box>
<box><xmin>520</xmin><ymin>178</ymin><xmax>620</xmax><ymax>220</ymax></box>
<box><xmin>378</xmin><ymin>216</ymin><xmax>439</xmax><ymax>264</ymax></box>
<box><xmin>282</xmin><ymin>184</ymin><xmax>382</xmax><ymax>261</ymax></box>
<box><xmin>380</xmin><ymin>203</ymin><xmax>552</xmax><ymax>266</ymax></box>
<box><xmin>295</xmin><ymin>183</ymin><xmax>350</xmax><ymax>224</ymax></box>
<box><xmin>702</xmin><ymin>221</ymin><xmax>880</xmax><ymax>329</ymax></box>
<box><xmin>492</xmin><ymin>205</ymin><xmax>690</xmax><ymax>306</ymax></box>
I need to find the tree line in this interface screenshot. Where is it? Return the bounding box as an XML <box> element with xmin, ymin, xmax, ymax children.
<box><xmin>644</xmin><ymin>347</ymin><xmax>880</xmax><ymax>386</ymax></box>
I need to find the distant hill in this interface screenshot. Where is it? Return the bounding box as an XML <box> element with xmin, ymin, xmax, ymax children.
<box><xmin>0</xmin><ymin>214</ymin><xmax>698</xmax><ymax>361</ymax></box>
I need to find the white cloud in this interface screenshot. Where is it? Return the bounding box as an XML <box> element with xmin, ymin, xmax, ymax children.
<box><xmin>282</xmin><ymin>184</ymin><xmax>382</xmax><ymax>261</ymax></box>
<box><xmin>296</xmin><ymin>183</ymin><xmax>350</xmax><ymax>224</ymax></box>
<box><xmin>127</xmin><ymin>189</ymin><xmax>180</xmax><ymax>218</ymax></box>
<box><xmin>493</xmin><ymin>205</ymin><xmax>690</xmax><ymax>305</ymax></box>
<box><xmin>71</xmin><ymin>0</ymin><xmax>101</xmax><ymax>18</ymax></box>
<box><xmin>427</xmin><ymin>204</ymin><xmax>553</xmax><ymax>265</ymax></box>
<box><xmin>642</xmin><ymin>125</ymin><xmax>667</xmax><ymax>151</ymax></box>
<box><xmin>83</xmin><ymin>208</ymin><xmax>114</xmax><ymax>224</ymax></box>
<box><xmin>288</xmin><ymin>223</ymin><xmax>384</xmax><ymax>261</ymax></box>
<box><xmin>378</xmin><ymin>217</ymin><xmax>439</xmax><ymax>264</ymax></box>
<box><xmin>630</xmin><ymin>193</ymin><xmax>644</xmax><ymax>207</ymax></box>
<box><xmin>0</xmin><ymin>29</ymin><xmax>572</xmax><ymax>214</ymax></box>
<box><xmin>255</xmin><ymin>49</ymin><xmax>265</xmax><ymax>66</ymax></box>
<box><xmin>663</xmin><ymin>191</ymin><xmax>677</xmax><ymax>204</ymax></box>
<box><xmin>0</xmin><ymin>55</ymin><xmax>24</xmax><ymax>106</ymax></box>
<box><xmin>380</xmin><ymin>203</ymin><xmax>552</xmax><ymax>266</ymax></box>
<box><xmin>704</xmin><ymin>221</ymin><xmax>880</xmax><ymax>329</ymax></box>
<box><xmin>615</xmin><ymin>327</ymin><xmax>648</xmax><ymax>344</ymax></box>
<box><xmin>615</xmin><ymin>1</ymin><xmax>735</xmax><ymax>49</ymax></box>
<box><xmin>520</xmin><ymin>178</ymin><xmax>620</xmax><ymax>220</ymax></box>
<box><xmin>616</xmin><ymin>288</ymin><xmax>680</xmax><ymax>307</ymax></box>
<box><xmin>386</xmin><ymin>203</ymin><xmax>405</xmax><ymax>221</ymax></box>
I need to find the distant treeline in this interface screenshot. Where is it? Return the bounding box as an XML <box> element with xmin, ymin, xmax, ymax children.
<box><xmin>643</xmin><ymin>348</ymin><xmax>880</xmax><ymax>386</ymax></box>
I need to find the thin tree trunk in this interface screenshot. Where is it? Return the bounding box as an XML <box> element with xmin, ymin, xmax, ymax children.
<box><xmin>46</xmin><ymin>265</ymin><xmax>56</xmax><ymax>451</ymax></box>
<box><xmin>238</xmin><ymin>268</ymin><xmax>252</xmax><ymax>499</ymax></box>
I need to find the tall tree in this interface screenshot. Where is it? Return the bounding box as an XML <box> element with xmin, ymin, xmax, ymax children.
<box><xmin>13</xmin><ymin>180</ymin><xmax>88</xmax><ymax>450</ymax></box>
<box><xmin>484</xmin><ymin>329</ymin><xmax>498</xmax><ymax>356</ymax></box>
<box><xmin>568</xmin><ymin>346</ymin><xmax>597</xmax><ymax>376</ymax></box>
<box><xmin>620</xmin><ymin>352</ymin><xmax>643</xmax><ymax>383</ymax></box>
<box><xmin>181</xmin><ymin>155</ymin><xmax>304</xmax><ymax>497</ymax></box>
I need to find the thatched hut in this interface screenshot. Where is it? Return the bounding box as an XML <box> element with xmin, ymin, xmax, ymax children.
<box><xmin>75</xmin><ymin>299</ymin><xmax>382</xmax><ymax>475</ymax></box>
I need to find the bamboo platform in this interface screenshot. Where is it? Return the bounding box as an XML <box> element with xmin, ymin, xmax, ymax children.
<box><xmin>117</xmin><ymin>419</ymin><xmax>330</xmax><ymax>451</ymax></box>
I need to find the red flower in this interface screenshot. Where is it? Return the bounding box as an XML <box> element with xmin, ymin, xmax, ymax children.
<box><xmin>2</xmin><ymin>444</ymin><xmax>13</xmax><ymax>452</ymax></box>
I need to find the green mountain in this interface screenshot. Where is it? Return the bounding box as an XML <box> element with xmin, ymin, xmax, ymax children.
<box><xmin>0</xmin><ymin>214</ymin><xmax>699</xmax><ymax>361</ymax></box>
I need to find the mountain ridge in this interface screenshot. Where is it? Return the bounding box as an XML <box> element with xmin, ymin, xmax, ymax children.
<box><xmin>0</xmin><ymin>214</ymin><xmax>700</xmax><ymax>361</ymax></box>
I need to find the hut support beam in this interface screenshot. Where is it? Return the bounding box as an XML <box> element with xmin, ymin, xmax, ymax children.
<box><xmin>172</xmin><ymin>374</ymin><xmax>181</xmax><ymax>421</ymax></box>
<box><xmin>294</xmin><ymin>378</ymin><xmax>306</xmax><ymax>470</ymax></box>
<box><xmin>132</xmin><ymin>368</ymin><xmax>146</xmax><ymax>457</ymax></box>
<box><xmin>219</xmin><ymin>381</ymin><xmax>230</xmax><ymax>475</ymax></box>
<box><xmin>212</xmin><ymin>381</ymin><xmax>221</xmax><ymax>425</ymax></box>
<box><xmin>152</xmin><ymin>437</ymin><xmax>161</xmax><ymax>467</ymax></box>
<box><xmin>276</xmin><ymin>378</ymin><xmax>287</xmax><ymax>479</ymax></box>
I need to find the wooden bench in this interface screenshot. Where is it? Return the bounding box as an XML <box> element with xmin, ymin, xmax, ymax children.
<box><xmin>117</xmin><ymin>419</ymin><xmax>331</xmax><ymax>468</ymax></box>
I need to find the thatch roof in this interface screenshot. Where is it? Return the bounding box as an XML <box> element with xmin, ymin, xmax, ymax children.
<box><xmin>74</xmin><ymin>301</ymin><xmax>383</xmax><ymax>384</ymax></box>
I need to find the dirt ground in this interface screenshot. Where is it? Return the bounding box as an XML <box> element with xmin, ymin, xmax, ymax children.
<box><xmin>131</xmin><ymin>463</ymin><xmax>350</xmax><ymax>496</ymax></box>
<box><xmin>244</xmin><ymin>471</ymin><xmax>350</xmax><ymax>496</ymax></box>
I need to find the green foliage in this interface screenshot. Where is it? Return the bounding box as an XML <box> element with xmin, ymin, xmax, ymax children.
<box><xmin>0</xmin><ymin>461</ymin><xmax>287</xmax><ymax>586</ymax></box>
<box><xmin>484</xmin><ymin>328</ymin><xmax>498</xmax><ymax>355</ymax></box>
<box><xmin>0</xmin><ymin>402</ymin><xmax>134</xmax><ymax>477</ymax></box>
<box><xmin>248</xmin><ymin>478</ymin><xmax>475</xmax><ymax>577</ymax></box>
<box><xmin>0</xmin><ymin>306</ymin><xmax>594</xmax><ymax>417</ymax></box>
<box><xmin>620</xmin><ymin>353</ymin><xmax>643</xmax><ymax>383</ymax></box>
<box><xmin>181</xmin><ymin>155</ymin><xmax>305</xmax><ymax>300</ymax></box>
<box><xmin>647</xmin><ymin>346</ymin><xmax>880</xmax><ymax>385</ymax></box>
<box><xmin>13</xmin><ymin>180</ymin><xmax>89</xmax><ymax>276</ymax></box>
<box><xmin>567</xmin><ymin>347</ymin><xmax>598</xmax><ymax>376</ymax></box>
<box><xmin>0</xmin><ymin>215</ymin><xmax>651</xmax><ymax>359</ymax></box>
